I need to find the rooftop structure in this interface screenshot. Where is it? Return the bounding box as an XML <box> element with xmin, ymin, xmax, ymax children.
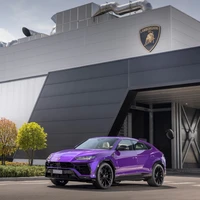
<box><xmin>0</xmin><ymin>1</ymin><xmax>152</xmax><ymax>47</ymax></box>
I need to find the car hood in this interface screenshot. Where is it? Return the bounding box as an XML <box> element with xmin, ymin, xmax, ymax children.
<box><xmin>50</xmin><ymin>149</ymin><xmax>113</xmax><ymax>162</ymax></box>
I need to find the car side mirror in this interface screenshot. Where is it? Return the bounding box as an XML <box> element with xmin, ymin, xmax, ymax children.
<box><xmin>117</xmin><ymin>145</ymin><xmax>128</xmax><ymax>151</ymax></box>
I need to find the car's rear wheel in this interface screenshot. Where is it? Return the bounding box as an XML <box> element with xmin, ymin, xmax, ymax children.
<box><xmin>50</xmin><ymin>179</ymin><xmax>68</xmax><ymax>186</ymax></box>
<box><xmin>147</xmin><ymin>163</ymin><xmax>164</xmax><ymax>187</ymax></box>
<box><xmin>93</xmin><ymin>162</ymin><xmax>114</xmax><ymax>189</ymax></box>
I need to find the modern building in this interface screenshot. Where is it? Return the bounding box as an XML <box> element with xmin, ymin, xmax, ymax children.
<box><xmin>1</xmin><ymin>1</ymin><xmax>200</xmax><ymax>169</ymax></box>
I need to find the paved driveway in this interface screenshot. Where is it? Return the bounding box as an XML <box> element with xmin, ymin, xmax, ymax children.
<box><xmin>0</xmin><ymin>175</ymin><xmax>200</xmax><ymax>200</ymax></box>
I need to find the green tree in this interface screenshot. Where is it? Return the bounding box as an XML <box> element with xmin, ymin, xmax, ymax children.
<box><xmin>17</xmin><ymin>122</ymin><xmax>47</xmax><ymax>166</ymax></box>
<box><xmin>0</xmin><ymin>118</ymin><xmax>18</xmax><ymax>165</ymax></box>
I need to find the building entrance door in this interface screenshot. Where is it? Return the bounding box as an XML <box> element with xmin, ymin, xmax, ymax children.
<box><xmin>119</xmin><ymin>103</ymin><xmax>172</xmax><ymax>168</ymax></box>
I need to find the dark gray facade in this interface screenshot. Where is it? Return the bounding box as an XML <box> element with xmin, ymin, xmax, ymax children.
<box><xmin>15</xmin><ymin>46</ymin><xmax>200</xmax><ymax>159</ymax></box>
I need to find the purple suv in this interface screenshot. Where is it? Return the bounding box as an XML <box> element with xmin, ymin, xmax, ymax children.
<box><xmin>45</xmin><ymin>136</ymin><xmax>166</xmax><ymax>189</ymax></box>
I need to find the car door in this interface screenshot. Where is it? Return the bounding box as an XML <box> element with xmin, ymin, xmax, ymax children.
<box><xmin>133</xmin><ymin>140</ymin><xmax>151</xmax><ymax>173</ymax></box>
<box><xmin>114</xmin><ymin>139</ymin><xmax>138</xmax><ymax>175</ymax></box>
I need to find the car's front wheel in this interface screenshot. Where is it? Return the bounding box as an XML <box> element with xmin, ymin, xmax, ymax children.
<box><xmin>50</xmin><ymin>179</ymin><xmax>68</xmax><ymax>186</ymax></box>
<box><xmin>147</xmin><ymin>163</ymin><xmax>164</xmax><ymax>187</ymax></box>
<box><xmin>93</xmin><ymin>162</ymin><xmax>114</xmax><ymax>189</ymax></box>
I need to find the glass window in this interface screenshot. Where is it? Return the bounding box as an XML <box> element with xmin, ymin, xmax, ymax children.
<box><xmin>75</xmin><ymin>137</ymin><xmax>118</xmax><ymax>150</ymax></box>
<box><xmin>117</xmin><ymin>139</ymin><xmax>134</xmax><ymax>150</ymax></box>
<box><xmin>134</xmin><ymin>142</ymin><xmax>149</xmax><ymax>150</ymax></box>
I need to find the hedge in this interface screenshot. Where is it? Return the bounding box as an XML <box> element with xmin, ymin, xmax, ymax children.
<box><xmin>5</xmin><ymin>161</ymin><xmax>28</xmax><ymax>166</ymax></box>
<box><xmin>0</xmin><ymin>164</ymin><xmax>45</xmax><ymax>177</ymax></box>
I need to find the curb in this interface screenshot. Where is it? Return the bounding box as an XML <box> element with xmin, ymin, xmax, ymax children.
<box><xmin>167</xmin><ymin>173</ymin><xmax>200</xmax><ymax>177</ymax></box>
<box><xmin>0</xmin><ymin>176</ymin><xmax>47</xmax><ymax>181</ymax></box>
<box><xmin>167</xmin><ymin>170</ymin><xmax>200</xmax><ymax>176</ymax></box>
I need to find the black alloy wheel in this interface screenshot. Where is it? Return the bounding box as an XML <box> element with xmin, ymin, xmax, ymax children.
<box><xmin>147</xmin><ymin>164</ymin><xmax>164</xmax><ymax>187</ymax></box>
<box><xmin>154</xmin><ymin>165</ymin><xmax>164</xmax><ymax>185</ymax></box>
<box><xmin>51</xmin><ymin>179</ymin><xmax>68</xmax><ymax>186</ymax></box>
<box><xmin>93</xmin><ymin>163</ymin><xmax>114</xmax><ymax>189</ymax></box>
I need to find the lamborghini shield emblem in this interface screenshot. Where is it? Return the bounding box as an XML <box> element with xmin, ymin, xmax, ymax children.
<box><xmin>140</xmin><ymin>26</ymin><xmax>161</xmax><ymax>52</ymax></box>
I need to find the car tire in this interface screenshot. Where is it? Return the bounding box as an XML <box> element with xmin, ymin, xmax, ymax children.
<box><xmin>147</xmin><ymin>163</ymin><xmax>164</xmax><ymax>187</ymax></box>
<box><xmin>50</xmin><ymin>179</ymin><xmax>68</xmax><ymax>186</ymax></box>
<box><xmin>93</xmin><ymin>162</ymin><xmax>114</xmax><ymax>189</ymax></box>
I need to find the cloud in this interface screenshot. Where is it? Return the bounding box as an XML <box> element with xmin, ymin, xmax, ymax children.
<box><xmin>9</xmin><ymin>0</ymin><xmax>54</xmax><ymax>36</ymax></box>
<box><xmin>0</xmin><ymin>28</ymin><xmax>16</xmax><ymax>43</ymax></box>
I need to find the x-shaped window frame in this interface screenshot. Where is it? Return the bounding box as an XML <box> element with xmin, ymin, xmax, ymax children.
<box><xmin>182</xmin><ymin>106</ymin><xmax>200</xmax><ymax>165</ymax></box>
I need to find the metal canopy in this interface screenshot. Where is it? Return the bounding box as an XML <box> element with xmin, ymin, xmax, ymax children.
<box><xmin>136</xmin><ymin>85</ymin><xmax>200</xmax><ymax>108</ymax></box>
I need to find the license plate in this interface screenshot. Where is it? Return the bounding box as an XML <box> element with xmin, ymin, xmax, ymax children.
<box><xmin>53</xmin><ymin>169</ymin><xmax>63</xmax><ymax>174</ymax></box>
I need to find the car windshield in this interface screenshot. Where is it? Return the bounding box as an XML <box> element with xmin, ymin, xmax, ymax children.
<box><xmin>75</xmin><ymin>138</ymin><xmax>118</xmax><ymax>150</ymax></box>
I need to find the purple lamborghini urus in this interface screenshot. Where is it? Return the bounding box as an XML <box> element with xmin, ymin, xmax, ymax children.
<box><xmin>45</xmin><ymin>137</ymin><xmax>166</xmax><ymax>189</ymax></box>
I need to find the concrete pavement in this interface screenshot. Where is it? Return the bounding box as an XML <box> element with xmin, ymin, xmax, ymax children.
<box><xmin>0</xmin><ymin>176</ymin><xmax>200</xmax><ymax>200</ymax></box>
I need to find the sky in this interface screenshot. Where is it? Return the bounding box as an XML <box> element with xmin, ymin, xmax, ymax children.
<box><xmin>0</xmin><ymin>0</ymin><xmax>200</xmax><ymax>42</ymax></box>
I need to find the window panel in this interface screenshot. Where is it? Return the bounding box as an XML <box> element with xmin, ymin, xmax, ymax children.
<box><xmin>118</xmin><ymin>139</ymin><xmax>134</xmax><ymax>150</ymax></box>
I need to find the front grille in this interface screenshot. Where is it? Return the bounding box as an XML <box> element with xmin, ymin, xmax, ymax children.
<box><xmin>47</xmin><ymin>162</ymin><xmax>74</xmax><ymax>168</ymax></box>
<box><xmin>46</xmin><ymin>162</ymin><xmax>90</xmax><ymax>175</ymax></box>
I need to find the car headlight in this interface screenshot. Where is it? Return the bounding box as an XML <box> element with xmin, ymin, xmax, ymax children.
<box><xmin>46</xmin><ymin>154</ymin><xmax>53</xmax><ymax>161</ymax></box>
<box><xmin>76</xmin><ymin>156</ymin><xmax>96</xmax><ymax>160</ymax></box>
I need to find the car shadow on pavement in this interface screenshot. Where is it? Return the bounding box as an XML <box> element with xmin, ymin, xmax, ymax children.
<box><xmin>47</xmin><ymin>183</ymin><xmax>176</xmax><ymax>192</ymax></box>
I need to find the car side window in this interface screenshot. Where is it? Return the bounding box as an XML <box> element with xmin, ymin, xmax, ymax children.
<box><xmin>117</xmin><ymin>139</ymin><xmax>134</xmax><ymax>151</ymax></box>
<box><xmin>134</xmin><ymin>142</ymin><xmax>149</xmax><ymax>150</ymax></box>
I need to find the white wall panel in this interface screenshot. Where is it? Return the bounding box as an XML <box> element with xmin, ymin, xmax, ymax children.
<box><xmin>171</xmin><ymin>7</ymin><xmax>200</xmax><ymax>50</ymax></box>
<box><xmin>0</xmin><ymin>76</ymin><xmax>46</xmax><ymax>128</ymax></box>
<box><xmin>0</xmin><ymin>6</ymin><xmax>171</xmax><ymax>82</ymax></box>
<box><xmin>0</xmin><ymin>6</ymin><xmax>199</xmax><ymax>83</ymax></box>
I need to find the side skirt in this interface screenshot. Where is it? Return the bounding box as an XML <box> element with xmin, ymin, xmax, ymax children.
<box><xmin>115</xmin><ymin>173</ymin><xmax>152</xmax><ymax>181</ymax></box>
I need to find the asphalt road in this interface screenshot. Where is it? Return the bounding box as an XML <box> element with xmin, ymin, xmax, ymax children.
<box><xmin>0</xmin><ymin>175</ymin><xmax>200</xmax><ymax>200</ymax></box>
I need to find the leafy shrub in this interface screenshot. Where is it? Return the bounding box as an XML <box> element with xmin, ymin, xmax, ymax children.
<box><xmin>17</xmin><ymin>122</ymin><xmax>47</xmax><ymax>166</ymax></box>
<box><xmin>0</xmin><ymin>165</ymin><xmax>45</xmax><ymax>177</ymax></box>
<box><xmin>5</xmin><ymin>161</ymin><xmax>28</xmax><ymax>166</ymax></box>
<box><xmin>0</xmin><ymin>118</ymin><xmax>18</xmax><ymax>165</ymax></box>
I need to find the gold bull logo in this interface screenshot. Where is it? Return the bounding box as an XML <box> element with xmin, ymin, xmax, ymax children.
<box><xmin>144</xmin><ymin>31</ymin><xmax>155</xmax><ymax>46</ymax></box>
<box><xmin>140</xmin><ymin>26</ymin><xmax>161</xmax><ymax>52</ymax></box>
